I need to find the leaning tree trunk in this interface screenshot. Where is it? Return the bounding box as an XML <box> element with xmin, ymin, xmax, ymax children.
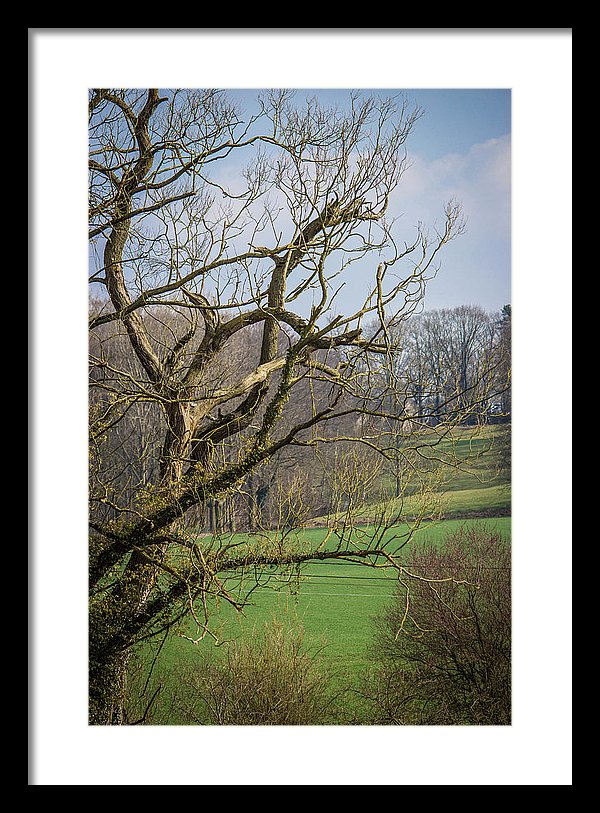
<box><xmin>89</xmin><ymin>590</ymin><xmax>134</xmax><ymax>724</ymax></box>
<box><xmin>89</xmin><ymin>645</ymin><xmax>131</xmax><ymax>725</ymax></box>
<box><xmin>88</xmin><ymin>543</ymin><xmax>170</xmax><ymax>725</ymax></box>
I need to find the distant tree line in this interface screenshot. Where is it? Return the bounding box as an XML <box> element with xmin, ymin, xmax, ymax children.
<box><xmin>90</xmin><ymin>299</ymin><xmax>510</xmax><ymax>534</ymax></box>
<box><xmin>380</xmin><ymin>303</ymin><xmax>511</xmax><ymax>427</ymax></box>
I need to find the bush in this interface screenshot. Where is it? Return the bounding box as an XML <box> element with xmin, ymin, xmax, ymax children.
<box><xmin>365</xmin><ymin>524</ymin><xmax>511</xmax><ymax>725</ymax></box>
<box><xmin>172</xmin><ymin>618</ymin><xmax>340</xmax><ymax>725</ymax></box>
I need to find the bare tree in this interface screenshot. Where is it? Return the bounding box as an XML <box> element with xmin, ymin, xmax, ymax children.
<box><xmin>88</xmin><ymin>88</ymin><xmax>469</xmax><ymax>724</ymax></box>
<box><xmin>394</xmin><ymin>306</ymin><xmax>503</xmax><ymax>426</ymax></box>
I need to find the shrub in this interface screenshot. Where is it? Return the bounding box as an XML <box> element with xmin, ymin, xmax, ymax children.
<box><xmin>365</xmin><ymin>523</ymin><xmax>511</xmax><ymax>725</ymax></box>
<box><xmin>172</xmin><ymin>618</ymin><xmax>340</xmax><ymax>725</ymax></box>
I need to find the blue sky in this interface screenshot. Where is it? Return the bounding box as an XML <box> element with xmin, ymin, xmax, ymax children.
<box><xmin>400</xmin><ymin>89</ymin><xmax>511</xmax><ymax>313</ymax></box>
<box><xmin>88</xmin><ymin>88</ymin><xmax>511</xmax><ymax>317</ymax></box>
<box><xmin>225</xmin><ymin>88</ymin><xmax>511</xmax><ymax>314</ymax></box>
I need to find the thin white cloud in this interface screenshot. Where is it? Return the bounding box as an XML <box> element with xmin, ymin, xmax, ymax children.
<box><xmin>393</xmin><ymin>134</ymin><xmax>511</xmax><ymax>234</ymax></box>
<box><xmin>383</xmin><ymin>134</ymin><xmax>511</xmax><ymax>312</ymax></box>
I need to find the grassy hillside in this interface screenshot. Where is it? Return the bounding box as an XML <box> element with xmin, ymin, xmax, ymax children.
<box><xmin>309</xmin><ymin>424</ymin><xmax>511</xmax><ymax>524</ymax></box>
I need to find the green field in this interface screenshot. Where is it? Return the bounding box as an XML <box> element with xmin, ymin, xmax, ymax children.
<box><xmin>128</xmin><ymin>425</ymin><xmax>511</xmax><ymax>724</ymax></box>
<box><xmin>130</xmin><ymin>515</ymin><xmax>511</xmax><ymax>723</ymax></box>
<box><xmin>180</xmin><ymin>516</ymin><xmax>512</xmax><ymax>669</ymax></box>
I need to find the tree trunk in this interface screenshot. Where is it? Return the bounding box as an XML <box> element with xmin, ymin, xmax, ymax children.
<box><xmin>89</xmin><ymin>647</ymin><xmax>131</xmax><ymax>725</ymax></box>
<box><xmin>89</xmin><ymin>546</ymin><xmax>166</xmax><ymax>725</ymax></box>
<box><xmin>160</xmin><ymin>402</ymin><xmax>193</xmax><ymax>483</ymax></box>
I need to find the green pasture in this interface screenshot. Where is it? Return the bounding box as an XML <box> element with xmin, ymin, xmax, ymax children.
<box><xmin>128</xmin><ymin>425</ymin><xmax>511</xmax><ymax>722</ymax></box>
<box><xmin>200</xmin><ymin>516</ymin><xmax>512</xmax><ymax>667</ymax></box>
<box><xmin>130</xmin><ymin>516</ymin><xmax>511</xmax><ymax>723</ymax></box>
